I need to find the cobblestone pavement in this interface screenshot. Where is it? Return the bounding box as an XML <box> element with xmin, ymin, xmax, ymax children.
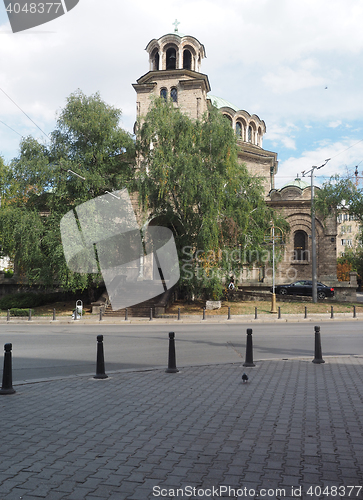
<box><xmin>0</xmin><ymin>356</ymin><xmax>363</xmax><ymax>500</ymax></box>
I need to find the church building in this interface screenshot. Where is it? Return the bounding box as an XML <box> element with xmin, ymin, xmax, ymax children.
<box><xmin>132</xmin><ymin>23</ymin><xmax>340</xmax><ymax>287</ymax></box>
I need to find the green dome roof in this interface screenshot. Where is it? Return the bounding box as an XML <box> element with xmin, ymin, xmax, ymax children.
<box><xmin>281</xmin><ymin>177</ymin><xmax>310</xmax><ymax>190</ymax></box>
<box><xmin>208</xmin><ymin>95</ymin><xmax>239</xmax><ymax>112</ymax></box>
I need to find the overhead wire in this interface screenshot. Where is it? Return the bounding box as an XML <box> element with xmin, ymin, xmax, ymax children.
<box><xmin>0</xmin><ymin>87</ymin><xmax>50</xmax><ymax>139</ymax></box>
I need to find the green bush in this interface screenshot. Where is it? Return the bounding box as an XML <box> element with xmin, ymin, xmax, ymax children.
<box><xmin>9</xmin><ymin>308</ymin><xmax>33</xmax><ymax>317</ymax></box>
<box><xmin>4</xmin><ymin>270</ymin><xmax>13</xmax><ymax>279</ymax></box>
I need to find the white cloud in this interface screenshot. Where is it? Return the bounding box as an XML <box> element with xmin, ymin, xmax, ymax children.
<box><xmin>0</xmin><ymin>0</ymin><xmax>363</xmax><ymax>168</ymax></box>
<box><xmin>328</xmin><ymin>121</ymin><xmax>342</xmax><ymax>129</ymax></box>
<box><xmin>275</xmin><ymin>139</ymin><xmax>363</xmax><ymax>189</ymax></box>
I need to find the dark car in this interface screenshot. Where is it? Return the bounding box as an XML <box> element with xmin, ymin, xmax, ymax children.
<box><xmin>271</xmin><ymin>280</ymin><xmax>334</xmax><ymax>300</ymax></box>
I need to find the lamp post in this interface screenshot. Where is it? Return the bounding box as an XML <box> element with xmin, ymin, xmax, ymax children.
<box><xmin>265</xmin><ymin>221</ymin><xmax>283</xmax><ymax>313</ymax></box>
<box><xmin>302</xmin><ymin>159</ymin><xmax>330</xmax><ymax>303</ymax></box>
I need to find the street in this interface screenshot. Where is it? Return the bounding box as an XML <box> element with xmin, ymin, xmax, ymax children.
<box><xmin>0</xmin><ymin>322</ymin><xmax>361</xmax><ymax>382</ymax></box>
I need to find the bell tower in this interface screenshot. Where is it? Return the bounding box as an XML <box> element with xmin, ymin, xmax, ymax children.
<box><xmin>133</xmin><ymin>22</ymin><xmax>211</xmax><ymax>122</ymax></box>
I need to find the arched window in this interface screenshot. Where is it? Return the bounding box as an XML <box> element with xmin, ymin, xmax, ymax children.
<box><xmin>223</xmin><ymin>114</ymin><xmax>233</xmax><ymax>127</ymax></box>
<box><xmin>294</xmin><ymin>230</ymin><xmax>308</xmax><ymax>261</ymax></box>
<box><xmin>166</xmin><ymin>47</ymin><xmax>177</xmax><ymax>70</ymax></box>
<box><xmin>160</xmin><ymin>88</ymin><xmax>167</xmax><ymax>100</ymax></box>
<box><xmin>170</xmin><ymin>87</ymin><xmax>178</xmax><ymax>103</ymax></box>
<box><xmin>248</xmin><ymin>126</ymin><xmax>252</xmax><ymax>142</ymax></box>
<box><xmin>236</xmin><ymin>122</ymin><xmax>242</xmax><ymax>138</ymax></box>
<box><xmin>154</xmin><ymin>52</ymin><xmax>159</xmax><ymax>71</ymax></box>
<box><xmin>183</xmin><ymin>49</ymin><xmax>192</xmax><ymax>70</ymax></box>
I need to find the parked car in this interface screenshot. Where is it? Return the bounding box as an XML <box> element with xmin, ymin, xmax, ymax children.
<box><xmin>271</xmin><ymin>280</ymin><xmax>334</xmax><ymax>300</ymax></box>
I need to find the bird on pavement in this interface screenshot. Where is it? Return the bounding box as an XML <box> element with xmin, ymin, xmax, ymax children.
<box><xmin>242</xmin><ymin>373</ymin><xmax>248</xmax><ymax>383</ymax></box>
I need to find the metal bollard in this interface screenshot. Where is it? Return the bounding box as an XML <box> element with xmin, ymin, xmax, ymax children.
<box><xmin>178</xmin><ymin>307</ymin><xmax>181</xmax><ymax>321</ymax></box>
<box><xmin>150</xmin><ymin>307</ymin><xmax>153</xmax><ymax>321</ymax></box>
<box><xmin>353</xmin><ymin>305</ymin><xmax>356</xmax><ymax>318</ymax></box>
<box><xmin>7</xmin><ymin>309</ymin><xmax>9</xmax><ymax>322</ymax></box>
<box><xmin>0</xmin><ymin>344</ymin><xmax>16</xmax><ymax>395</ymax></box>
<box><xmin>255</xmin><ymin>307</ymin><xmax>257</xmax><ymax>320</ymax></box>
<box><xmin>304</xmin><ymin>306</ymin><xmax>307</xmax><ymax>319</ymax></box>
<box><xmin>53</xmin><ymin>308</ymin><xmax>56</xmax><ymax>321</ymax></box>
<box><xmin>312</xmin><ymin>325</ymin><xmax>325</xmax><ymax>364</ymax></box>
<box><xmin>125</xmin><ymin>308</ymin><xmax>128</xmax><ymax>321</ymax></box>
<box><xmin>28</xmin><ymin>309</ymin><xmax>32</xmax><ymax>321</ymax></box>
<box><xmin>202</xmin><ymin>307</ymin><xmax>206</xmax><ymax>320</ymax></box>
<box><xmin>243</xmin><ymin>328</ymin><xmax>256</xmax><ymax>367</ymax></box>
<box><xmin>330</xmin><ymin>306</ymin><xmax>334</xmax><ymax>319</ymax></box>
<box><xmin>165</xmin><ymin>332</ymin><xmax>179</xmax><ymax>373</ymax></box>
<box><xmin>99</xmin><ymin>309</ymin><xmax>103</xmax><ymax>321</ymax></box>
<box><xmin>228</xmin><ymin>307</ymin><xmax>231</xmax><ymax>320</ymax></box>
<box><xmin>94</xmin><ymin>335</ymin><xmax>108</xmax><ymax>379</ymax></box>
<box><xmin>278</xmin><ymin>306</ymin><xmax>281</xmax><ymax>319</ymax></box>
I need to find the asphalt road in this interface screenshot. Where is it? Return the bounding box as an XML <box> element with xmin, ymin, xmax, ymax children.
<box><xmin>0</xmin><ymin>322</ymin><xmax>361</xmax><ymax>382</ymax></box>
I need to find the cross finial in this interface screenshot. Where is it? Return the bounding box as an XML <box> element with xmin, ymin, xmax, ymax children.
<box><xmin>173</xmin><ymin>19</ymin><xmax>180</xmax><ymax>32</ymax></box>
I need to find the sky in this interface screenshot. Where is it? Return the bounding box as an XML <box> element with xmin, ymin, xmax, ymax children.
<box><xmin>1</xmin><ymin>0</ymin><xmax>363</xmax><ymax>189</ymax></box>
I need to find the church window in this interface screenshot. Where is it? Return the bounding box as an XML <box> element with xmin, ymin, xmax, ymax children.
<box><xmin>154</xmin><ymin>52</ymin><xmax>159</xmax><ymax>71</ymax></box>
<box><xmin>183</xmin><ymin>49</ymin><xmax>192</xmax><ymax>70</ymax></box>
<box><xmin>166</xmin><ymin>47</ymin><xmax>177</xmax><ymax>70</ymax></box>
<box><xmin>236</xmin><ymin>122</ymin><xmax>242</xmax><ymax>138</ymax></box>
<box><xmin>160</xmin><ymin>88</ymin><xmax>167</xmax><ymax>100</ymax></box>
<box><xmin>248</xmin><ymin>126</ymin><xmax>252</xmax><ymax>142</ymax></box>
<box><xmin>170</xmin><ymin>87</ymin><xmax>178</xmax><ymax>102</ymax></box>
<box><xmin>223</xmin><ymin>114</ymin><xmax>233</xmax><ymax>127</ymax></box>
<box><xmin>294</xmin><ymin>230</ymin><xmax>308</xmax><ymax>261</ymax></box>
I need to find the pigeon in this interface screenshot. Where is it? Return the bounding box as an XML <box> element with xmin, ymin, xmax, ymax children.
<box><xmin>242</xmin><ymin>373</ymin><xmax>249</xmax><ymax>383</ymax></box>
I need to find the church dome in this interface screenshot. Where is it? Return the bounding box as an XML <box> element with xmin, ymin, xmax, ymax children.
<box><xmin>281</xmin><ymin>177</ymin><xmax>310</xmax><ymax>190</ymax></box>
<box><xmin>208</xmin><ymin>95</ymin><xmax>239</xmax><ymax>112</ymax></box>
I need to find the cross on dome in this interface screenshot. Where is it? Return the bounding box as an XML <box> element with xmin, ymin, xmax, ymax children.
<box><xmin>173</xmin><ymin>19</ymin><xmax>180</xmax><ymax>32</ymax></box>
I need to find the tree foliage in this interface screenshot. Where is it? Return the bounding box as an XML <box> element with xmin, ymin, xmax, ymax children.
<box><xmin>0</xmin><ymin>90</ymin><xmax>135</xmax><ymax>291</ymax></box>
<box><xmin>316</xmin><ymin>174</ymin><xmax>363</xmax><ymax>283</ymax></box>
<box><xmin>136</xmin><ymin>99</ymin><xmax>287</xmax><ymax>299</ymax></box>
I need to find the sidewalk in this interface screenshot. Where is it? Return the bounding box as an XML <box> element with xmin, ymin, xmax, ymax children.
<box><xmin>1</xmin><ymin>356</ymin><xmax>363</xmax><ymax>499</ymax></box>
<box><xmin>0</xmin><ymin>311</ymin><xmax>362</xmax><ymax>324</ymax></box>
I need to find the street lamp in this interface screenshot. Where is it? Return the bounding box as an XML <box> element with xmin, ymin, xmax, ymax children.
<box><xmin>302</xmin><ymin>159</ymin><xmax>330</xmax><ymax>303</ymax></box>
<box><xmin>265</xmin><ymin>221</ymin><xmax>284</xmax><ymax>313</ymax></box>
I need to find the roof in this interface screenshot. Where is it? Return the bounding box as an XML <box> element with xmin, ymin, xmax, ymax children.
<box><xmin>207</xmin><ymin>94</ymin><xmax>240</xmax><ymax>112</ymax></box>
<box><xmin>281</xmin><ymin>177</ymin><xmax>310</xmax><ymax>190</ymax></box>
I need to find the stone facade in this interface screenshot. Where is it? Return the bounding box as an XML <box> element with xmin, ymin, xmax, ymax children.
<box><xmin>132</xmin><ymin>25</ymin><xmax>344</xmax><ymax>291</ymax></box>
<box><xmin>268</xmin><ymin>178</ymin><xmax>338</xmax><ymax>284</ymax></box>
<box><xmin>132</xmin><ymin>27</ymin><xmax>278</xmax><ymax>197</ymax></box>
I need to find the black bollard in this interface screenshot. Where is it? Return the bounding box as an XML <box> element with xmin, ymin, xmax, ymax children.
<box><xmin>150</xmin><ymin>307</ymin><xmax>153</xmax><ymax>321</ymax></box>
<box><xmin>202</xmin><ymin>307</ymin><xmax>206</xmax><ymax>320</ymax></box>
<box><xmin>178</xmin><ymin>307</ymin><xmax>181</xmax><ymax>321</ymax></box>
<box><xmin>330</xmin><ymin>306</ymin><xmax>334</xmax><ymax>319</ymax></box>
<box><xmin>53</xmin><ymin>308</ymin><xmax>56</xmax><ymax>321</ymax></box>
<box><xmin>99</xmin><ymin>309</ymin><xmax>103</xmax><ymax>321</ymax></box>
<box><xmin>28</xmin><ymin>309</ymin><xmax>32</xmax><ymax>321</ymax></box>
<box><xmin>94</xmin><ymin>335</ymin><xmax>108</xmax><ymax>379</ymax></box>
<box><xmin>228</xmin><ymin>307</ymin><xmax>231</xmax><ymax>320</ymax></box>
<box><xmin>7</xmin><ymin>309</ymin><xmax>9</xmax><ymax>322</ymax></box>
<box><xmin>125</xmin><ymin>308</ymin><xmax>128</xmax><ymax>321</ymax></box>
<box><xmin>166</xmin><ymin>332</ymin><xmax>179</xmax><ymax>373</ymax></box>
<box><xmin>304</xmin><ymin>306</ymin><xmax>307</xmax><ymax>319</ymax></box>
<box><xmin>278</xmin><ymin>306</ymin><xmax>281</xmax><ymax>319</ymax></box>
<box><xmin>243</xmin><ymin>328</ymin><xmax>256</xmax><ymax>367</ymax></box>
<box><xmin>312</xmin><ymin>325</ymin><xmax>325</xmax><ymax>364</ymax></box>
<box><xmin>0</xmin><ymin>344</ymin><xmax>16</xmax><ymax>395</ymax></box>
<box><xmin>255</xmin><ymin>307</ymin><xmax>257</xmax><ymax>320</ymax></box>
<box><xmin>353</xmin><ymin>305</ymin><xmax>356</xmax><ymax>318</ymax></box>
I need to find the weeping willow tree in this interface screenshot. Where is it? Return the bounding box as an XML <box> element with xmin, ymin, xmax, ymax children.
<box><xmin>0</xmin><ymin>90</ymin><xmax>135</xmax><ymax>292</ymax></box>
<box><xmin>136</xmin><ymin>99</ymin><xmax>287</xmax><ymax>299</ymax></box>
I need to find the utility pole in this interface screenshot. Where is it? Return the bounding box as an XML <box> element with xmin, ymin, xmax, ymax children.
<box><xmin>302</xmin><ymin>159</ymin><xmax>330</xmax><ymax>303</ymax></box>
